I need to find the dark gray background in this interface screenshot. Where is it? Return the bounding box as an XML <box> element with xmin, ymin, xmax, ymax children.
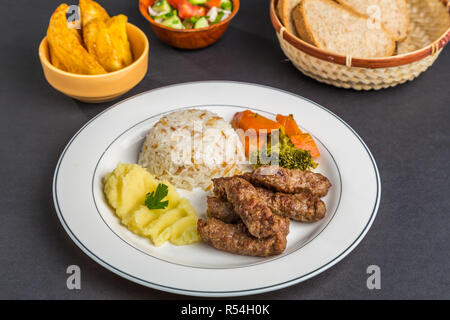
<box><xmin>1</xmin><ymin>0</ymin><xmax>449</xmax><ymax>299</ymax></box>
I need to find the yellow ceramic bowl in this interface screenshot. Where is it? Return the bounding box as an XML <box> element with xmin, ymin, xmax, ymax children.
<box><xmin>39</xmin><ymin>23</ymin><xmax>149</xmax><ymax>103</ymax></box>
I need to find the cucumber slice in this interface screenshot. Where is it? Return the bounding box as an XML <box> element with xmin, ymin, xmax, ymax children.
<box><xmin>194</xmin><ymin>17</ymin><xmax>209</xmax><ymax>29</ymax></box>
<box><xmin>161</xmin><ymin>14</ymin><xmax>183</xmax><ymax>29</ymax></box>
<box><xmin>152</xmin><ymin>0</ymin><xmax>172</xmax><ymax>13</ymax></box>
<box><xmin>220</xmin><ymin>0</ymin><xmax>232</xmax><ymax>11</ymax></box>
<box><xmin>188</xmin><ymin>0</ymin><xmax>207</xmax><ymax>5</ymax></box>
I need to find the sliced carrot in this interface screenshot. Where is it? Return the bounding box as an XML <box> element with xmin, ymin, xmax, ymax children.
<box><xmin>232</xmin><ymin>110</ymin><xmax>280</xmax><ymax>134</ymax></box>
<box><xmin>290</xmin><ymin>133</ymin><xmax>320</xmax><ymax>157</ymax></box>
<box><xmin>276</xmin><ymin>114</ymin><xmax>302</xmax><ymax>137</ymax></box>
<box><xmin>231</xmin><ymin>110</ymin><xmax>245</xmax><ymax>129</ymax></box>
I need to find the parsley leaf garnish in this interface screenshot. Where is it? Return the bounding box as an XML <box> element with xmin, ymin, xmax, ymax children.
<box><xmin>145</xmin><ymin>183</ymin><xmax>169</xmax><ymax>210</ymax></box>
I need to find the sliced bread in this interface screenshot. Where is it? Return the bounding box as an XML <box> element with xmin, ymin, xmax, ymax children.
<box><xmin>277</xmin><ymin>0</ymin><xmax>302</xmax><ymax>35</ymax></box>
<box><xmin>336</xmin><ymin>0</ymin><xmax>408</xmax><ymax>41</ymax></box>
<box><xmin>293</xmin><ymin>0</ymin><xmax>395</xmax><ymax>58</ymax></box>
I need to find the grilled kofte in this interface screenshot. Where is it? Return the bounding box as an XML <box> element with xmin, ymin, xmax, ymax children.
<box><xmin>206</xmin><ymin>196</ymin><xmax>291</xmax><ymax>235</ymax></box>
<box><xmin>206</xmin><ymin>196</ymin><xmax>240</xmax><ymax>224</ymax></box>
<box><xmin>213</xmin><ymin>174</ymin><xmax>326</xmax><ymax>222</ymax></box>
<box><xmin>251</xmin><ymin>166</ymin><xmax>331</xmax><ymax>197</ymax></box>
<box><xmin>254</xmin><ymin>187</ymin><xmax>326</xmax><ymax>223</ymax></box>
<box><xmin>198</xmin><ymin>218</ymin><xmax>288</xmax><ymax>257</ymax></box>
<box><xmin>198</xmin><ymin>166</ymin><xmax>331</xmax><ymax>257</ymax></box>
<box><xmin>216</xmin><ymin>176</ymin><xmax>287</xmax><ymax>239</ymax></box>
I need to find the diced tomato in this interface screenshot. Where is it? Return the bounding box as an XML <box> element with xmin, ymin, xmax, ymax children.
<box><xmin>167</xmin><ymin>0</ymin><xmax>206</xmax><ymax>19</ymax></box>
<box><xmin>205</xmin><ymin>0</ymin><xmax>221</xmax><ymax>8</ymax></box>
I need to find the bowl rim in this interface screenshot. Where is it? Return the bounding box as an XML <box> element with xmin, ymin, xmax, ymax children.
<box><xmin>269</xmin><ymin>0</ymin><xmax>450</xmax><ymax>69</ymax></box>
<box><xmin>39</xmin><ymin>22</ymin><xmax>149</xmax><ymax>78</ymax></box>
<box><xmin>139</xmin><ymin>0</ymin><xmax>240</xmax><ymax>32</ymax></box>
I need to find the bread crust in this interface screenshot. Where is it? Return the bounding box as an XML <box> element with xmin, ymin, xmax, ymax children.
<box><xmin>293</xmin><ymin>0</ymin><xmax>395</xmax><ymax>57</ymax></box>
<box><xmin>292</xmin><ymin>1</ymin><xmax>318</xmax><ymax>47</ymax></box>
<box><xmin>277</xmin><ymin>0</ymin><xmax>302</xmax><ymax>36</ymax></box>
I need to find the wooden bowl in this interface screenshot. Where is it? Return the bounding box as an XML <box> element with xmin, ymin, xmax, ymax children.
<box><xmin>39</xmin><ymin>23</ymin><xmax>149</xmax><ymax>103</ymax></box>
<box><xmin>139</xmin><ymin>0</ymin><xmax>239</xmax><ymax>49</ymax></box>
<box><xmin>270</xmin><ymin>0</ymin><xmax>450</xmax><ymax>90</ymax></box>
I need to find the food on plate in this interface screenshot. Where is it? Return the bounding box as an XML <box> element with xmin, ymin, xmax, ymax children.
<box><xmin>212</xmin><ymin>176</ymin><xmax>288</xmax><ymax>239</ymax></box>
<box><xmin>232</xmin><ymin>110</ymin><xmax>281</xmax><ymax>134</ymax></box>
<box><xmin>231</xmin><ymin>110</ymin><xmax>281</xmax><ymax>157</ymax></box>
<box><xmin>199</xmin><ymin>166</ymin><xmax>331</xmax><ymax>256</ymax></box>
<box><xmin>214</xmin><ymin>175</ymin><xmax>326</xmax><ymax>222</ymax></box>
<box><xmin>198</xmin><ymin>164</ymin><xmax>331</xmax><ymax>256</ymax></box>
<box><xmin>232</xmin><ymin>110</ymin><xmax>319</xmax><ymax>170</ymax></box>
<box><xmin>254</xmin><ymin>186</ymin><xmax>326</xmax><ymax>222</ymax></box>
<box><xmin>293</xmin><ymin>0</ymin><xmax>395</xmax><ymax>58</ymax></box>
<box><xmin>289</xmin><ymin>133</ymin><xmax>320</xmax><ymax>158</ymax></box>
<box><xmin>46</xmin><ymin>0</ymin><xmax>133</xmax><ymax>74</ymax></box>
<box><xmin>276</xmin><ymin>114</ymin><xmax>320</xmax><ymax>157</ymax></box>
<box><xmin>275</xmin><ymin>113</ymin><xmax>302</xmax><ymax>137</ymax></box>
<box><xmin>138</xmin><ymin>109</ymin><xmax>248</xmax><ymax>191</ymax></box>
<box><xmin>104</xmin><ymin>163</ymin><xmax>180</xmax><ymax>217</ymax></box>
<box><xmin>47</xmin><ymin>4</ymin><xmax>106</xmax><ymax>74</ymax></box>
<box><xmin>253</xmin><ymin>135</ymin><xmax>317</xmax><ymax>170</ymax></box>
<box><xmin>251</xmin><ymin>129</ymin><xmax>317</xmax><ymax>171</ymax></box>
<box><xmin>148</xmin><ymin>0</ymin><xmax>233</xmax><ymax>30</ymax></box>
<box><xmin>276</xmin><ymin>0</ymin><xmax>302</xmax><ymax>36</ymax></box>
<box><xmin>83</xmin><ymin>14</ymin><xmax>133</xmax><ymax>72</ymax></box>
<box><xmin>103</xmin><ymin>163</ymin><xmax>200</xmax><ymax>246</ymax></box>
<box><xmin>103</xmin><ymin>108</ymin><xmax>331</xmax><ymax>257</ymax></box>
<box><xmin>335</xmin><ymin>0</ymin><xmax>408</xmax><ymax>41</ymax></box>
<box><xmin>206</xmin><ymin>196</ymin><xmax>240</xmax><ymax>224</ymax></box>
<box><xmin>251</xmin><ymin>165</ymin><xmax>331</xmax><ymax>197</ymax></box>
<box><xmin>197</xmin><ymin>218</ymin><xmax>288</xmax><ymax>257</ymax></box>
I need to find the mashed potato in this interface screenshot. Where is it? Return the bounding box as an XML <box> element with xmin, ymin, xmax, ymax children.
<box><xmin>138</xmin><ymin>109</ymin><xmax>249</xmax><ymax>191</ymax></box>
<box><xmin>104</xmin><ymin>163</ymin><xmax>200</xmax><ymax>246</ymax></box>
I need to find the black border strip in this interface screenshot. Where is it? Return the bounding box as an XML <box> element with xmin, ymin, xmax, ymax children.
<box><xmin>90</xmin><ymin>104</ymin><xmax>343</xmax><ymax>270</ymax></box>
<box><xmin>53</xmin><ymin>81</ymin><xmax>381</xmax><ymax>296</ymax></box>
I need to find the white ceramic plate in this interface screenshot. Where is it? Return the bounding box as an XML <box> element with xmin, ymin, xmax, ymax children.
<box><xmin>53</xmin><ymin>81</ymin><xmax>380</xmax><ymax>297</ymax></box>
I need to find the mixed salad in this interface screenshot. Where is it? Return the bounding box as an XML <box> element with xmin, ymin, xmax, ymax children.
<box><xmin>148</xmin><ymin>0</ymin><xmax>233</xmax><ymax>29</ymax></box>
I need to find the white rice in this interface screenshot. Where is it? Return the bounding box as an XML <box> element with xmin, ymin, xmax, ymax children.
<box><xmin>138</xmin><ymin>109</ymin><xmax>249</xmax><ymax>191</ymax></box>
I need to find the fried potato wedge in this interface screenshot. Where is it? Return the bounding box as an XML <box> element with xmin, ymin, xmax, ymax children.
<box><xmin>47</xmin><ymin>4</ymin><xmax>106</xmax><ymax>74</ymax></box>
<box><xmin>48</xmin><ymin>42</ymin><xmax>67</xmax><ymax>71</ymax></box>
<box><xmin>107</xmin><ymin>15</ymin><xmax>133</xmax><ymax>67</ymax></box>
<box><xmin>49</xmin><ymin>11</ymin><xmax>82</xmax><ymax>72</ymax></box>
<box><xmin>83</xmin><ymin>14</ymin><xmax>133</xmax><ymax>72</ymax></box>
<box><xmin>80</xmin><ymin>0</ymin><xmax>109</xmax><ymax>29</ymax></box>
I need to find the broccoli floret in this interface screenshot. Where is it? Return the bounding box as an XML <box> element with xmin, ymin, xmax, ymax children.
<box><xmin>250</xmin><ymin>131</ymin><xmax>317</xmax><ymax>171</ymax></box>
<box><xmin>279</xmin><ymin>145</ymin><xmax>317</xmax><ymax>170</ymax></box>
<box><xmin>251</xmin><ymin>146</ymin><xmax>316</xmax><ymax>171</ymax></box>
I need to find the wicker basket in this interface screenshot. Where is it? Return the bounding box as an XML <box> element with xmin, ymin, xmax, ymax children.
<box><xmin>270</xmin><ymin>0</ymin><xmax>450</xmax><ymax>90</ymax></box>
